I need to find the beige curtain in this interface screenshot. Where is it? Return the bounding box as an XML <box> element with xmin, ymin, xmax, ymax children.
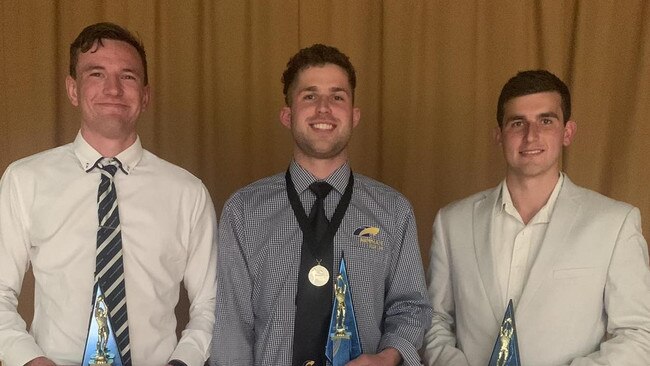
<box><xmin>2</xmin><ymin>0</ymin><xmax>649</xmax><ymax>341</ymax></box>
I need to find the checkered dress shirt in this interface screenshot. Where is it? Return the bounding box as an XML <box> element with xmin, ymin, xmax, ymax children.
<box><xmin>212</xmin><ymin>161</ymin><xmax>432</xmax><ymax>365</ymax></box>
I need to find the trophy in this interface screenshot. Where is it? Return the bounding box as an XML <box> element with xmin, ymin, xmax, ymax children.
<box><xmin>333</xmin><ymin>277</ymin><xmax>348</xmax><ymax>338</ymax></box>
<box><xmin>82</xmin><ymin>287</ymin><xmax>123</xmax><ymax>366</ymax></box>
<box><xmin>488</xmin><ymin>299</ymin><xmax>521</xmax><ymax>366</ymax></box>
<box><xmin>326</xmin><ymin>257</ymin><xmax>362</xmax><ymax>366</ymax></box>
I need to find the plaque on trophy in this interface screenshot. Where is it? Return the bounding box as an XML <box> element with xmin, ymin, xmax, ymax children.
<box><xmin>326</xmin><ymin>256</ymin><xmax>362</xmax><ymax>366</ymax></box>
<box><xmin>488</xmin><ymin>299</ymin><xmax>521</xmax><ymax>366</ymax></box>
<box><xmin>81</xmin><ymin>286</ymin><xmax>123</xmax><ymax>366</ymax></box>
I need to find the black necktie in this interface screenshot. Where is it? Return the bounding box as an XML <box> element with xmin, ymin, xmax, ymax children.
<box><xmin>309</xmin><ymin>182</ymin><xmax>333</xmax><ymax>243</ymax></box>
<box><xmin>95</xmin><ymin>158</ymin><xmax>131</xmax><ymax>365</ymax></box>
<box><xmin>292</xmin><ymin>181</ymin><xmax>333</xmax><ymax>366</ymax></box>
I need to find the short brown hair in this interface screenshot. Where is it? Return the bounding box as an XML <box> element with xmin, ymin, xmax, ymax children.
<box><xmin>281</xmin><ymin>44</ymin><xmax>356</xmax><ymax>105</ymax></box>
<box><xmin>69</xmin><ymin>22</ymin><xmax>148</xmax><ymax>85</ymax></box>
<box><xmin>496</xmin><ymin>70</ymin><xmax>570</xmax><ymax>127</ymax></box>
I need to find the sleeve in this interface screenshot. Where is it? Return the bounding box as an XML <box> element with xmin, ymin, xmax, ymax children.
<box><xmin>569</xmin><ymin>207</ymin><xmax>650</xmax><ymax>365</ymax></box>
<box><xmin>210</xmin><ymin>195</ymin><xmax>255</xmax><ymax>366</ymax></box>
<box><xmin>169</xmin><ymin>184</ymin><xmax>218</xmax><ymax>366</ymax></box>
<box><xmin>0</xmin><ymin>166</ymin><xmax>46</xmax><ymax>366</ymax></box>
<box><xmin>377</xmin><ymin>206</ymin><xmax>433</xmax><ymax>366</ymax></box>
<box><xmin>422</xmin><ymin>210</ymin><xmax>470</xmax><ymax>366</ymax></box>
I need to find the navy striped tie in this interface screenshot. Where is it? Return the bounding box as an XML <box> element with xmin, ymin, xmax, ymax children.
<box><xmin>95</xmin><ymin>158</ymin><xmax>131</xmax><ymax>365</ymax></box>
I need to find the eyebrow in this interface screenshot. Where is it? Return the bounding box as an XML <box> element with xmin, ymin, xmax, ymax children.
<box><xmin>79</xmin><ymin>65</ymin><xmax>140</xmax><ymax>75</ymax></box>
<box><xmin>506</xmin><ymin>111</ymin><xmax>560</xmax><ymax>122</ymax></box>
<box><xmin>79</xmin><ymin>65</ymin><xmax>106</xmax><ymax>73</ymax></box>
<box><xmin>298</xmin><ymin>86</ymin><xmax>351</xmax><ymax>95</ymax></box>
<box><xmin>538</xmin><ymin>112</ymin><xmax>560</xmax><ymax>119</ymax></box>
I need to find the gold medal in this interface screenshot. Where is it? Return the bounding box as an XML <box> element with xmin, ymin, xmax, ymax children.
<box><xmin>308</xmin><ymin>263</ymin><xmax>330</xmax><ymax>287</ymax></box>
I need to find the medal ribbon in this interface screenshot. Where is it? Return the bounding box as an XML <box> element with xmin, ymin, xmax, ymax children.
<box><xmin>285</xmin><ymin>169</ymin><xmax>354</xmax><ymax>259</ymax></box>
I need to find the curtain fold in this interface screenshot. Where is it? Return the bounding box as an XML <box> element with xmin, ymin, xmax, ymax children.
<box><xmin>2</xmin><ymin>0</ymin><xmax>648</xmax><ymax>335</ymax></box>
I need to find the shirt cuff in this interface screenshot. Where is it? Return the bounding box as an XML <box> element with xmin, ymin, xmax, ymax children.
<box><xmin>167</xmin><ymin>360</ymin><xmax>188</xmax><ymax>366</ymax></box>
<box><xmin>169</xmin><ymin>345</ymin><xmax>206</xmax><ymax>366</ymax></box>
<box><xmin>379</xmin><ymin>335</ymin><xmax>421</xmax><ymax>366</ymax></box>
<box><xmin>3</xmin><ymin>339</ymin><xmax>45</xmax><ymax>366</ymax></box>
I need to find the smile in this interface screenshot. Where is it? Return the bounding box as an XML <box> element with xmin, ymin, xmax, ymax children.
<box><xmin>520</xmin><ymin>149</ymin><xmax>544</xmax><ymax>155</ymax></box>
<box><xmin>97</xmin><ymin>102</ymin><xmax>128</xmax><ymax>108</ymax></box>
<box><xmin>312</xmin><ymin>123</ymin><xmax>335</xmax><ymax>130</ymax></box>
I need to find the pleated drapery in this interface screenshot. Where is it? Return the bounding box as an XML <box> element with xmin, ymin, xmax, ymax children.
<box><xmin>2</xmin><ymin>0</ymin><xmax>649</xmax><ymax>337</ymax></box>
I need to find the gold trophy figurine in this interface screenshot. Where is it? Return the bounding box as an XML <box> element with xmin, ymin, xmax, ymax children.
<box><xmin>333</xmin><ymin>274</ymin><xmax>349</xmax><ymax>339</ymax></box>
<box><xmin>488</xmin><ymin>299</ymin><xmax>520</xmax><ymax>366</ymax></box>
<box><xmin>326</xmin><ymin>257</ymin><xmax>362</xmax><ymax>364</ymax></box>
<box><xmin>90</xmin><ymin>295</ymin><xmax>111</xmax><ymax>365</ymax></box>
<box><xmin>496</xmin><ymin>318</ymin><xmax>514</xmax><ymax>366</ymax></box>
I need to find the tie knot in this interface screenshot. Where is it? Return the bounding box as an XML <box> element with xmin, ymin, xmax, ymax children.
<box><xmin>97</xmin><ymin>158</ymin><xmax>120</xmax><ymax>177</ymax></box>
<box><xmin>309</xmin><ymin>181</ymin><xmax>333</xmax><ymax>200</ymax></box>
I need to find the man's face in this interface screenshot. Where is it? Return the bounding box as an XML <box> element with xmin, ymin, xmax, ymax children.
<box><xmin>495</xmin><ymin>91</ymin><xmax>577</xmax><ymax>181</ymax></box>
<box><xmin>280</xmin><ymin>64</ymin><xmax>360</xmax><ymax>165</ymax></box>
<box><xmin>66</xmin><ymin>39</ymin><xmax>149</xmax><ymax>141</ymax></box>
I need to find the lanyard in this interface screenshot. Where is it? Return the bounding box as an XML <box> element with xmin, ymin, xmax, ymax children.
<box><xmin>285</xmin><ymin>169</ymin><xmax>354</xmax><ymax>259</ymax></box>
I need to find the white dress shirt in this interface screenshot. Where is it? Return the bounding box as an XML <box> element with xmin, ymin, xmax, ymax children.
<box><xmin>492</xmin><ymin>174</ymin><xmax>563</xmax><ymax>308</ymax></box>
<box><xmin>0</xmin><ymin>133</ymin><xmax>217</xmax><ymax>366</ymax></box>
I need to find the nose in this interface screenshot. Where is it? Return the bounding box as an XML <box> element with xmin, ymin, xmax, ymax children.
<box><xmin>317</xmin><ymin>97</ymin><xmax>331</xmax><ymax>114</ymax></box>
<box><xmin>103</xmin><ymin>75</ymin><xmax>123</xmax><ymax>96</ymax></box>
<box><xmin>525</xmin><ymin>122</ymin><xmax>539</xmax><ymax>141</ymax></box>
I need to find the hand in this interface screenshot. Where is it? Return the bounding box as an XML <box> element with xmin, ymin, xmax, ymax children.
<box><xmin>346</xmin><ymin>347</ymin><xmax>401</xmax><ymax>366</ymax></box>
<box><xmin>24</xmin><ymin>357</ymin><xmax>56</xmax><ymax>366</ymax></box>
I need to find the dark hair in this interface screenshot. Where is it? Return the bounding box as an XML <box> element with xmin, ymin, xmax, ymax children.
<box><xmin>69</xmin><ymin>22</ymin><xmax>148</xmax><ymax>85</ymax></box>
<box><xmin>496</xmin><ymin>70</ymin><xmax>571</xmax><ymax>127</ymax></box>
<box><xmin>281</xmin><ymin>44</ymin><xmax>356</xmax><ymax>105</ymax></box>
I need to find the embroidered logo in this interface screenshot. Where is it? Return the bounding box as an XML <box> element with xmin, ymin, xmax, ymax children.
<box><xmin>353</xmin><ymin>226</ymin><xmax>380</xmax><ymax>237</ymax></box>
<box><xmin>353</xmin><ymin>225</ymin><xmax>383</xmax><ymax>250</ymax></box>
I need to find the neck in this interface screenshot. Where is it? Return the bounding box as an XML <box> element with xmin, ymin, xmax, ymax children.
<box><xmin>294</xmin><ymin>154</ymin><xmax>347</xmax><ymax>180</ymax></box>
<box><xmin>505</xmin><ymin>171</ymin><xmax>560</xmax><ymax>224</ymax></box>
<box><xmin>81</xmin><ymin>129</ymin><xmax>137</xmax><ymax>158</ymax></box>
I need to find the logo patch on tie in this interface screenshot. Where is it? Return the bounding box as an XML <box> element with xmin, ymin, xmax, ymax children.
<box><xmin>353</xmin><ymin>225</ymin><xmax>383</xmax><ymax>250</ymax></box>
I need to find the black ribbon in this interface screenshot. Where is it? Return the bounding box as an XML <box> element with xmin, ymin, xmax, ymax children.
<box><xmin>286</xmin><ymin>168</ymin><xmax>354</xmax><ymax>366</ymax></box>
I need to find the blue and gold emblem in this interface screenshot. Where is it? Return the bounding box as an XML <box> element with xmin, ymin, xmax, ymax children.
<box><xmin>353</xmin><ymin>225</ymin><xmax>383</xmax><ymax>250</ymax></box>
<box><xmin>353</xmin><ymin>226</ymin><xmax>380</xmax><ymax>237</ymax></box>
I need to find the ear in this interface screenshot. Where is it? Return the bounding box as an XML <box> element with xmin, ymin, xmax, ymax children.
<box><xmin>65</xmin><ymin>75</ymin><xmax>79</xmax><ymax>107</ymax></box>
<box><xmin>141</xmin><ymin>84</ymin><xmax>151</xmax><ymax>111</ymax></box>
<box><xmin>563</xmin><ymin>120</ymin><xmax>577</xmax><ymax>146</ymax></box>
<box><xmin>352</xmin><ymin>107</ymin><xmax>361</xmax><ymax>128</ymax></box>
<box><xmin>493</xmin><ymin>126</ymin><xmax>503</xmax><ymax>145</ymax></box>
<box><xmin>279</xmin><ymin>106</ymin><xmax>292</xmax><ymax>129</ymax></box>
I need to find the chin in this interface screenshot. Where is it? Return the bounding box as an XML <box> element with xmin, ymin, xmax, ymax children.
<box><xmin>297</xmin><ymin>141</ymin><xmax>347</xmax><ymax>159</ymax></box>
<box><xmin>97</xmin><ymin>128</ymin><xmax>136</xmax><ymax>141</ymax></box>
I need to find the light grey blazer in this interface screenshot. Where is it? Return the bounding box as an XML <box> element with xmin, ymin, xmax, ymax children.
<box><xmin>423</xmin><ymin>176</ymin><xmax>650</xmax><ymax>366</ymax></box>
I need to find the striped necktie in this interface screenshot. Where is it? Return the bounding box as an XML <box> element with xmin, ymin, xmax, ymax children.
<box><xmin>95</xmin><ymin>158</ymin><xmax>131</xmax><ymax>365</ymax></box>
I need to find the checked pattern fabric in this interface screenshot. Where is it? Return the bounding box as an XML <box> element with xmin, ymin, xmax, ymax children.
<box><xmin>95</xmin><ymin>158</ymin><xmax>132</xmax><ymax>365</ymax></box>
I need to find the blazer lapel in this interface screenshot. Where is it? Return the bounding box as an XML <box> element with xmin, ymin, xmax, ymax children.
<box><xmin>473</xmin><ymin>185</ymin><xmax>503</xmax><ymax>323</ymax></box>
<box><xmin>517</xmin><ymin>176</ymin><xmax>582</xmax><ymax>315</ymax></box>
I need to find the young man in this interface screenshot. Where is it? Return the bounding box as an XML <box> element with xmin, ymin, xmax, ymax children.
<box><xmin>0</xmin><ymin>23</ymin><xmax>217</xmax><ymax>366</ymax></box>
<box><xmin>212</xmin><ymin>44</ymin><xmax>431</xmax><ymax>366</ymax></box>
<box><xmin>423</xmin><ymin>70</ymin><xmax>650</xmax><ymax>365</ymax></box>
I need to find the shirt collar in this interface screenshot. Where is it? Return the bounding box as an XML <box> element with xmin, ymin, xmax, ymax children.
<box><xmin>496</xmin><ymin>173</ymin><xmax>565</xmax><ymax>224</ymax></box>
<box><xmin>289</xmin><ymin>160</ymin><xmax>351</xmax><ymax>195</ymax></box>
<box><xmin>73</xmin><ymin>131</ymin><xmax>143</xmax><ymax>175</ymax></box>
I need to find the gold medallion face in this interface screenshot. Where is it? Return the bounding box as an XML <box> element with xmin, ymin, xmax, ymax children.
<box><xmin>308</xmin><ymin>264</ymin><xmax>330</xmax><ymax>287</ymax></box>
